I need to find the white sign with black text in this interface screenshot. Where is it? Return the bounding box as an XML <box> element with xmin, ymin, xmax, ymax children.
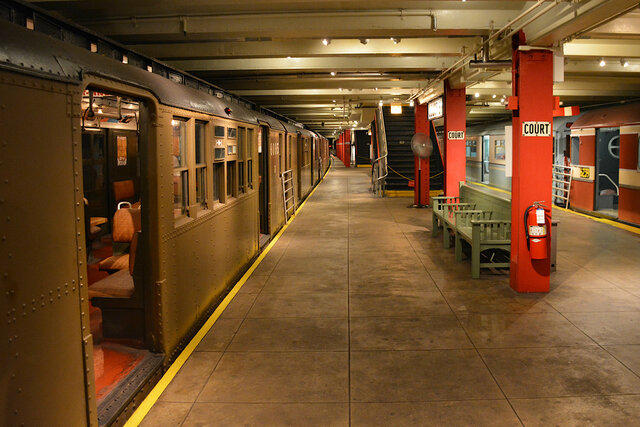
<box><xmin>522</xmin><ymin>121</ymin><xmax>551</xmax><ymax>137</ymax></box>
<box><xmin>447</xmin><ymin>130</ymin><xmax>465</xmax><ymax>140</ymax></box>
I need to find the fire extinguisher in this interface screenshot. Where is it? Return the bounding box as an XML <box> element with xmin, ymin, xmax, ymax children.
<box><xmin>524</xmin><ymin>201</ymin><xmax>550</xmax><ymax>260</ymax></box>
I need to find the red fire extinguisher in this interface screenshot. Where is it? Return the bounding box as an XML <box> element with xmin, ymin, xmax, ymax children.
<box><xmin>524</xmin><ymin>201</ymin><xmax>549</xmax><ymax>260</ymax></box>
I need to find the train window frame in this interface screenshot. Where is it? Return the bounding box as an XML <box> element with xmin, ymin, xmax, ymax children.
<box><xmin>238</xmin><ymin>127</ymin><xmax>246</xmax><ymax>194</ymax></box>
<box><xmin>226</xmin><ymin>160</ymin><xmax>237</xmax><ymax>198</ymax></box>
<box><xmin>228</xmin><ymin>127</ymin><xmax>237</xmax><ymax>139</ymax></box>
<box><xmin>212</xmin><ymin>161</ymin><xmax>224</xmax><ymax>204</ymax></box>
<box><xmin>466</xmin><ymin>138</ymin><xmax>478</xmax><ymax>159</ymax></box>
<box><xmin>247</xmin><ymin>128</ymin><xmax>254</xmax><ymax>190</ymax></box>
<box><xmin>492</xmin><ymin>137</ymin><xmax>506</xmax><ymax>163</ymax></box>
<box><xmin>194</xmin><ymin>120</ymin><xmax>208</xmax><ymax>211</ymax></box>
<box><xmin>172</xmin><ymin>117</ymin><xmax>189</xmax><ymax>219</ymax></box>
<box><xmin>571</xmin><ymin>136</ymin><xmax>580</xmax><ymax>165</ymax></box>
<box><xmin>214</xmin><ymin>126</ymin><xmax>225</xmax><ymax>138</ymax></box>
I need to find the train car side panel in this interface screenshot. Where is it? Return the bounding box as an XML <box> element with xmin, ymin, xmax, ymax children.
<box><xmin>0</xmin><ymin>72</ymin><xmax>92</xmax><ymax>426</ymax></box>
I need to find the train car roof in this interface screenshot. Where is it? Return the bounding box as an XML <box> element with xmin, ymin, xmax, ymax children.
<box><xmin>255</xmin><ymin>111</ymin><xmax>286</xmax><ymax>131</ymax></box>
<box><xmin>0</xmin><ymin>21</ymin><xmax>268</xmax><ymax>126</ymax></box>
<box><xmin>300</xmin><ymin>128</ymin><xmax>317</xmax><ymax>138</ymax></box>
<box><xmin>279</xmin><ymin>120</ymin><xmax>302</xmax><ymax>134</ymax></box>
<box><xmin>571</xmin><ymin>102</ymin><xmax>640</xmax><ymax>129</ymax></box>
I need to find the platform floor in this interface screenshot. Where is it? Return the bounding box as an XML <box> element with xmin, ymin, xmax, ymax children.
<box><xmin>143</xmin><ymin>163</ymin><xmax>640</xmax><ymax>426</ymax></box>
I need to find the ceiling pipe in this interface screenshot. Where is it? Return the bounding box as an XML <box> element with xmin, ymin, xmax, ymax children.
<box><xmin>408</xmin><ymin>0</ymin><xmax>556</xmax><ymax>102</ymax></box>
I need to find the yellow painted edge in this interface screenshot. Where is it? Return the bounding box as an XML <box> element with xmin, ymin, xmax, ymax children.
<box><xmin>384</xmin><ymin>190</ymin><xmax>414</xmax><ymax>197</ymax></box>
<box><xmin>553</xmin><ymin>205</ymin><xmax>640</xmax><ymax>235</ymax></box>
<box><xmin>356</xmin><ymin>164</ymin><xmax>371</xmax><ymax>168</ymax></box>
<box><xmin>124</xmin><ymin>163</ymin><xmax>332</xmax><ymax>427</ymax></box>
<box><xmin>466</xmin><ymin>181</ymin><xmax>640</xmax><ymax>236</ymax></box>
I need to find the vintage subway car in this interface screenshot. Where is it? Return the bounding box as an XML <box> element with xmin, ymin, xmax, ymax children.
<box><xmin>0</xmin><ymin>19</ymin><xmax>329</xmax><ymax>427</ymax></box>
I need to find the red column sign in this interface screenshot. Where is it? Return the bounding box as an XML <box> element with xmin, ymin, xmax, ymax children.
<box><xmin>443</xmin><ymin>81</ymin><xmax>466</xmax><ymax>197</ymax></box>
<box><xmin>509</xmin><ymin>36</ymin><xmax>554</xmax><ymax>293</ymax></box>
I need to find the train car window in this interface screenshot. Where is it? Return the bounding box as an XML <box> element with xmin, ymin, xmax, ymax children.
<box><xmin>228</xmin><ymin>128</ymin><xmax>237</xmax><ymax>139</ymax></box>
<box><xmin>214</xmin><ymin>126</ymin><xmax>225</xmax><ymax>138</ymax></box>
<box><xmin>238</xmin><ymin>127</ymin><xmax>246</xmax><ymax>194</ymax></box>
<box><xmin>172</xmin><ymin>118</ymin><xmax>189</xmax><ymax>217</ymax></box>
<box><xmin>466</xmin><ymin>139</ymin><xmax>478</xmax><ymax>158</ymax></box>
<box><xmin>213</xmin><ymin>162</ymin><xmax>223</xmax><ymax>202</ymax></box>
<box><xmin>278</xmin><ymin>133</ymin><xmax>284</xmax><ymax>172</ymax></box>
<box><xmin>247</xmin><ymin>128</ymin><xmax>254</xmax><ymax>189</ymax></box>
<box><xmin>287</xmin><ymin>136</ymin><xmax>292</xmax><ymax>169</ymax></box>
<box><xmin>571</xmin><ymin>136</ymin><xmax>580</xmax><ymax>164</ymax></box>
<box><xmin>227</xmin><ymin>161</ymin><xmax>237</xmax><ymax>197</ymax></box>
<box><xmin>195</xmin><ymin>121</ymin><xmax>207</xmax><ymax>208</ymax></box>
<box><xmin>495</xmin><ymin>139</ymin><xmax>505</xmax><ymax>160</ymax></box>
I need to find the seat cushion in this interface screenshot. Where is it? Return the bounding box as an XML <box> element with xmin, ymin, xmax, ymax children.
<box><xmin>89</xmin><ymin>269</ymin><xmax>134</xmax><ymax>299</ymax></box>
<box><xmin>112</xmin><ymin>207</ymin><xmax>141</xmax><ymax>243</ymax></box>
<box><xmin>98</xmin><ymin>254</ymin><xmax>130</xmax><ymax>271</ymax></box>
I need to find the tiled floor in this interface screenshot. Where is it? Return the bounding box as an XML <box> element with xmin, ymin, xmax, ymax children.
<box><xmin>142</xmin><ymin>163</ymin><xmax>640</xmax><ymax>426</ymax></box>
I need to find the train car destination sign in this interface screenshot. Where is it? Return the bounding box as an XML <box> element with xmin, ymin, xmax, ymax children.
<box><xmin>447</xmin><ymin>130</ymin><xmax>465</xmax><ymax>140</ymax></box>
<box><xmin>522</xmin><ymin>121</ymin><xmax>551</xmax><ymax>137</ymax></box>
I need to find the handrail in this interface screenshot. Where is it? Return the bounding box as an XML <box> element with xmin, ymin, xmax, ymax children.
<box><xmin>371</xmin><ymin>106</ymin><xmax>389</xmax><ymax>196</ymax></box>
<box><xmin>598</xmin><ymin>173</ymin><xmax>619</xmax><ymax>196</ymax></box>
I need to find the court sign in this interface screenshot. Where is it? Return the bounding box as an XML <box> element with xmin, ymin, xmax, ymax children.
<box><xmin>522</xmin><ymin>121</ymin><xmax>551</xmax><ymax>137</ymax></box>
<box><xmin>447</xmin><ymin>130</ymin><xmax>465</xmax><ymax>140</ymax></box>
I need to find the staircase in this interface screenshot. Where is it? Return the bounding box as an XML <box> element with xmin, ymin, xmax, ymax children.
<box><xmin>382</xmin><ymin>106</ymin><xmax>415</xmax><ymax>191</ymax></box>
<box><xmin>429</xmin><ymin>124</ymin><xmax>445</xmax><ymax>193</ymax></box>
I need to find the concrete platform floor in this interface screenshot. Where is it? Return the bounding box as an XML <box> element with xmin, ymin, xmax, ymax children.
<box><xmin>143</xmin><ymin>163</ymin><xmax>640</xmax><ymax>426</ymax></box>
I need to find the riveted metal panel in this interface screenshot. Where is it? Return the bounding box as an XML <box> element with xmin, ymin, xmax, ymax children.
<box><xmin>0</xmin><ymin>71</ymin><xmax>90</xmax><ymax>426</ymax></box>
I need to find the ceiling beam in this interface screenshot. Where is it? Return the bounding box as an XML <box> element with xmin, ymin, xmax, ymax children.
<box><xmin>130</xmin><ymin>37</ymin><xmax>481</xmax><ymax>60</ymax></box>
<box><xmin>79</xmin><ymin>9</ymin><xmax>522</xmax><ymax>41</ymax></box>
<box><xmin>563</xmin><ymin>39</ymin><xmax>640</xmax><ymax>58</ymax></box>
<box><xmin>524</xmin><ymin>0</ymin><xmax>640</xmax><ymax>46</ymax></box>
<box><xmin>168</xmin><ymin>56</ymin><xmax>459</xmax><ymax>72</ymax></box>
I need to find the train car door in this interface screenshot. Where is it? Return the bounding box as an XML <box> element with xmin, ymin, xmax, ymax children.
<box><xmin>481</xmin><ymin>135</ymin><xmax>490</xmax><ymax>183</ymax></box>
<box><xmin>297</xmin><ymin>135</ymin><xmax>303</xmax><ymax>201</ymax></box>
<box><xmin>594</xmin><ymin>127</ymin><xmax>620</xmax><ymax>215</ymax></box>
<box><xmin>258</xmin><ymin>126</ymin><xmax>270</xmax><ymax>237</ymax></box>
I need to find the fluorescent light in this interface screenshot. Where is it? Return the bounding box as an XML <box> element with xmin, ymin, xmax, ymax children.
<box><xmin>390</xmin><ymin>103</ymin><xmax>402</xmax><ymax>115</ymax></box>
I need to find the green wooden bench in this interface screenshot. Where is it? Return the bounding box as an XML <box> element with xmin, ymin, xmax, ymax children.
<box><xmin>453</xmin><ymin>209</ymin><xmax>511</xmax><ymax>279</ymax></box>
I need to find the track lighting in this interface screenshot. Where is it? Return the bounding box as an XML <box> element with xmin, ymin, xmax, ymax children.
<box><xmin>621</xmin><ymin>59</ymin><xmax>629</xmax><ymax>68</ymax></box>
<box><xmin>599</xmin><ymin>58</ymin><xmax>606</xmax><ymax>67</ymax></box>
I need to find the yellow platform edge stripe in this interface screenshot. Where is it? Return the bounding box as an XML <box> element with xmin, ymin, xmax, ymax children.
<box><xmin>467</xmin><ymin>181</ymin><xmax>640</xmax><ymax>236</ymax></box>
<box><xmin>124</xmin><ymin>162</ymin><xmax>332</xmax><ymax>426</ymax></box>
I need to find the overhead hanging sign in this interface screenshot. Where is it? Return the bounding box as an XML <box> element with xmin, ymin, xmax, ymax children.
<box><xmin>522</xmin><ymin>121</ymin><xmax>551</xmax><ymax>137</ymax></box>
<box><xmin>447</xmin><ymin>131</ymin><xmax>465</xmax><ymax>140</ymax></box>
<box><xmin>427</xmin><ymin>97</ymin><xmax>443</xmax><ymax>120</ymax></box>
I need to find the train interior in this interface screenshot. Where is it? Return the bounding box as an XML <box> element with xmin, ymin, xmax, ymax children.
<box><xmin>81</xmin><ymin>89</ymin><xmax>161</xmax><ymax>424</ymax></box>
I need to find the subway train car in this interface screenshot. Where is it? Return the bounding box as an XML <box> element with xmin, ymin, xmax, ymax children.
<box><xmin>0</xmin><ymin>19</ymin><xmax>328</xmax><ymax>427</ymax></box>
<box><xmin>464</xmin><ymin>105</ymin><xmax>640</xmax><ymax>226</ymax></box>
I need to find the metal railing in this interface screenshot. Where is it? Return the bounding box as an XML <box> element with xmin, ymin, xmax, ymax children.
<box><xmin>598</xmin><ymin>173</ymin><xmax>619</xmax><ymax>196</ymax></box>
<box><xmin>552</xmin><ymin>164</ymin><xmax>572</xmax><ymax>208</ymax></box>
<box><xmin>372</xmin><ymin>106</ymin><xmax>388</xmax><ymax>197</ymax></box>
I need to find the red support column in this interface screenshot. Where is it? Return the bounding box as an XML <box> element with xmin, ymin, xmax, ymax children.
<box><xmin>344</xmin><ymin>129</ymin><xmax>351</xmax><ymax>167</ymax></box>
<box><xmin>414</xmin><ymin>104</ymin><xmax>430</xmax><ymax>206</ymax></box>
<box><xmin>443</xmin><ymin>81</ymin><xmax>467</xmax><ymax>197</ymax></box>
<box><xmin>509</xmin><ymin>35</ymin><xmax>554</xmax><ymax>293</ymax></box>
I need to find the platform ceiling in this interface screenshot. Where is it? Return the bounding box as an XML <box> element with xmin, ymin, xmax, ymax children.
<box><xmin>32</xmin><ymin>0</ymin><xmax>640</xmax><ymax>135</ymax></box>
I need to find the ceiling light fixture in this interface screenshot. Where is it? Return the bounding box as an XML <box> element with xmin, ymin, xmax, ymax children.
<box><xmin>492</xmin><ymin>94</ymin><xmax>496</xmax><ymax>99</ymax></box>
<box><xmin>621</xmin><ymin>59</ymin><xmax>629</xmax><ymax>68</ymax></box>
<box><xmin>599</xmin><ymin>58</ymin><xmax>606</xmax><ymax>67</ymax></box>
<box><xmin>330</xmin><ymin>71</ymin><xmax>336</xmax><ymax>76</ymax></box>
<box><xmin>409</xmin><ymin>100</ymin><xmax>415</xmax><ymax>107</ymax></box>
<box><xmin>474</xmin><ymin>92</ymin><xmax>480</xmax><ymax>98</ymax></box>
<box><xmin>431</xmin><ymin>15</ymin><xmax>437</xmax><ymax>32</ymax></box>
<box><xmin>322</xmin><ymin>38</ymin><xmax>331</xmax><ymax>46</ymax></box>
<box><xmin>391</xmin><ymin>37</ymin><xmax>401</xmax><ymax>44</ymax></box>
<box><xmin>360</xmin><ymin>38</ymin><xmax>369</xmax><ymax>45</ymax></box>
<box><xmin>379</xmin><ymin>100</ymin><xmax>384</xmax><ymax>107</ymax></box>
